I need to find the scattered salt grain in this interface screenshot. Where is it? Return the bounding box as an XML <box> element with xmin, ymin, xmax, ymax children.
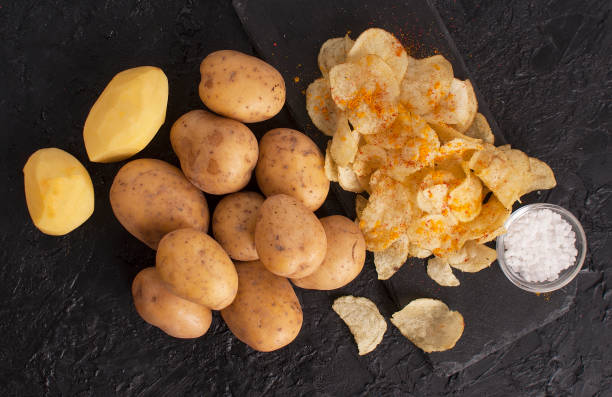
<box><xmin>503</xmin><ymin>208</ymin><xmax>578</xmax><ymax>282</ymax></box>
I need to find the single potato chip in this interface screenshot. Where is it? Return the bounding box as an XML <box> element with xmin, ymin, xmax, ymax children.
<box><xmin>423</xmin><ymin>79</ymin><xmax>477</xmax><ymax>131</ymax></box>
<box><xmin>332</xmin><ymin>296</ymin><xmax>387</xmax><ymax>355</ymax></box>
<box><xmin>329</xmin><ymin>55</ymin><xmax>400</xmax><ymax>135</ymax></box>
<box><xmin>373</xmin><ymin>234</ymin><xmax>409</xmax><ymax>280</ymax></box>
<box><xmin>459</xmin><ymin>195</ymin><xmax>511</xmax><ymax>243</ymax></box>
<box><xmin>446</xmin><ymin>240</ymin><xmax>497</xmax><ymax>273</ymax></box>
<box><xmin>448</xmin><ymin>171</ymin><xmax>483</xmax><ymax>223</ymax></box>
<box><xmin>464</xmin><ymin>113</ymin><xmax>494</xmax><ymax>144</ymax></box>
<box><xmin>347</xmin><ymin>28</ymin><xmax>409</xmax><ymax>79</ymax></box>
<box><xmin>409</xmin><ymin>244</ymin><xmax>432</xmax><ymax>259</ymax></box>
<box><xmin>306</xmin><ymin>78</ymin><xmax>344</xmax><ymax>136</ymax></box>
<box><xmin>318</xmin><ymin>35</ymin><xmax>354</xmax><ymax>76</ymax></box>
<box><xmin>338</xmin><ymin>165</ymin><xmax>364</xmax><ymax>193</ymax></box>
<box><xmin>400</xmin><ymin>55</ymin><xmax>454</xmax><ymax>116</ymax></box>
<box><xmin>324</xmin><ymin>142</ymin><xmax>339</xmax><ymax>182</ymax></box>
<box><xmin>391</xmin><ymin>298</ymin><xmax>464</xmax><ymax>353</ymax></box>
<box><xmin>427</xmin><ymin>257</ymin><xmax>460</xmax><ymax>287</ymax></box>
<box><xmin>331</xmin><ymin>117</ymin><xmax>361</xmax><ymax>166</ymax></box>
<box><xmin>428</xmin><ymin>121</ymin><xmax>481</xmax><ymax>145</ymax></box>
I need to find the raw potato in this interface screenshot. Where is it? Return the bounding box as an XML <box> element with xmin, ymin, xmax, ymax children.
<box><xmin>255</xmin><ymin>194</ymin><xmax>327</xmax><ymax>278</ymax></box>
<box><xmin>23</xmin><ymin>148</ymin><xmax>94</xmax><ymax>235</ymax></box>
<box><xmin>256</xmin><ymin>128</ymin><xmax>329</xmax><ymax>211</ymax></box>
<box><xmin>332</xmin><ymin>296</ymin><xmax>387</xmax><ymax>355</ymax></box>
<box><xmin>170</xmin><ymin>110</ymin><xmax>258</xmax><ymax>195</ymax></box>
<box><xmin>221</xmin><ymin>260</ymin><xmax>303</xmax><ymax>352</ymax></box>
<box><xmin>156</xmin><ymin>228</ymin><xmax>238</xmax><ymax>310</ymax></box>
<box><xmin>199</xmin><ymin>50</ymin><xmax>285</xmax><ymax>123</ymax></box>
<box><xmin>83</xmin><ymin>66</ymin><xmax>168</xmax><ymax>163</ymax></box>
<box><xmin>110</xmin><ymin>159</ymin><xmax>209</xmax><ymax>250</ymax></box>
<box><xmin>132</xmin><ymin>267</ymin><xmax>212</xmax><ymax>339</ymax></box>
<box><xmin>292</xmin><ymin>215</ymin><xmax>366</xmax><ymax>290</ymax></box>
<box><xmin>391</xmin><ymin>298</ymin><xmax>464</xmax><ymax>353</ymax></box>
<box><xmin>212</xmin><ymin>191</ymin><xmax>264</xmax><ymax>261</ymax></box>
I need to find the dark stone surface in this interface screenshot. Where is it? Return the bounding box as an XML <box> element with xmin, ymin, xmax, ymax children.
<box><xmin>233</xmin><ymin>0</ymin><xmax>578</xmax><ymax>377</ymax></box>
<box><xmin>0</xmin><ymin>0</ymin><xmax>610</xmax><ymax>396</ymax></box>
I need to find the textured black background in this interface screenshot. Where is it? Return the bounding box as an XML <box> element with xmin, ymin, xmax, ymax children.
<box><xmin>0</xmin><ymin>0</ymin><xmax>610</xmax><ymax>396</ymax></box>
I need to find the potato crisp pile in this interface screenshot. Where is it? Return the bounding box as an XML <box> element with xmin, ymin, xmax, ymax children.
<box><xmin>307</xmin><ymin>28</ymin><xmax>557</xmax><ymax>285</ymax></box>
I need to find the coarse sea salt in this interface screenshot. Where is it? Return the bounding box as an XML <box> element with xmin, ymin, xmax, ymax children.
<box><xmin>503</xmin><ymin>208</ymin><xmax>578</xmax><ymax>283</ymax></box>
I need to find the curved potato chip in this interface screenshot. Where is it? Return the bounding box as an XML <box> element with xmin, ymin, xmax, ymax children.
<box><xmin>329</xmin><ymin>55</ymin><xmax>400</xmax><ymax>135</ymax></box>
<box><xmin>330</xmin><ymin>117</ymin><xmax>360</xmax><ymax>166</ymax></box>
<box><xmin>423</xmin><ymin>79</ymin><xmax>477</xmax><ymax>131</ymax></box>
<box><xmin>347</xmin><ymin>28</ymin><xmax>409</xmax><ymax>79</ymax></box>
<box><xmin>459</xmin><ymin>195</ymin><xmax>511</xmax><ymax>243</ymax></box>
<box><xmin>428</xmin><ymin>121</ymin><xmax>481</xmax><ymax>145</ymax></box>
<box><xmin>332</xmin><ymin>296</ymin><xmax>387</xmax><ymax>355</ymax></box>
<box><xmin>448</xmin><ymin>172</ymin><xmax>483</xmax><ymax>222</ymax></box>
<box><xmin>407</xmin><ymin>213</ymin><xmax>458</xmax><ymax>255</ymax></box>
<box><xmin>446</xmin><ymin>240</ymin><xmax>496</xmax><ymax>273</ymax></box>
<box><xmin>324</xmin><ymin>141</ymin><xmax>339</xmax><ymax>182</ymax></box>
<box><xmin>437</xmin><ymin>138</ymin><xmax>484</xmax><ymax>160</ymax></box>
<box><xmin>338</xmin><ymin>165</ymin><xmax>364</xmax><ymax>193</ymax></box>
<box><xmin>400</xmin><ymin>55</ymin><xmax>454</xmax><ymax>115</ymax></box>
<box><xmin>427</xmin><ymin>257</ymin><xmax>460</xmax><ymax>286</ymax></box>
<box><xmin>373</xmin><ymin>234</ymin><xmax>409</xmax><ymax>279</ymax></box>
<box><xmin>318</xmin><ymin>35</ymin><xmax>354</xmax><ymax>76</ymax></box>
<box><xmin>464</xmin><ymin>113</ymin><xmax>494</xmax><ymax>144</ymax></box>
<box><xmin>523</xmin><ymin>157</ymin><xmax>557</xmax><ymax>194</ymax></box>
<box><xmin>417</xmin><ymin>183</ymin><xmax>449</xmax><ymax>214</ymax></box>
<box><xmin>391</xmin><ymin>298</ymin><xmax>464</xmax><ymax>353</ymax></box>
<box><xmin>306</xmin><ymin>77</ymin><xmax>344</xmax><ymax>136</ymax></box>
<box><xmin>355</xmin><ymin>194</ymin><xmax>368</xmax><ymax>219</ymax></box>
<box><xmin>360</xmin><ymin>174</ymin><xmax>413</xmax><ymax>251</ymax></box>
<box><xmin>409</xmin><ymin>244</ymin><xmax>432</xmax><ymax>258</ymax></box>
<box><xmin>352</xmin><ymin>144</ymin><xmax>387</xmax><ymax>180</ymax></box>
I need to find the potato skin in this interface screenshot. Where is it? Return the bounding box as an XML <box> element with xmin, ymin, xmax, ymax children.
<box><xmin>256</xmin><ymin>128</ymin><xmax>329</xmax><ymax>211</ymax></box>
<box><xmin>110</xmin><ymin>159</ymin><xmax>209</xmax><ymax>250</ymax></box>
<box><xmin>23</xmin><ymin>148</ymin><xmax>94</xmax><ymax>236</ymax></box>
<box><xmin>254</xmin><ymin>194</ymin><xmax>327</xmax><ymax>279</ymax></box>
<box><xmin>212</xmin><ymin>191</ymin><xmax>264</xmax><ymax>261</ymax></box>
<box><xmin>132</xmin><ymin>267</ymin><xmax>212</xmax><ymax>339</ymax></box>
<box><xmin>170</xmin><ymin>110</ymin><xmax>258</xmax><ymax>195</ymax></box>
<box><xmin>199</xmin><ymin>50</ymin><xmax>285</xmax><ymax>123</ymax></box>
<box><xmin>292</xmin><ymin>215</ymin><xmax>366</xmax><ymax>290</ymax></box>
<box><xmin>156</xmin><ymin>228</ymin><xmax>238</xmax><ymax>310</ymax></box>
<box><xmin>221</xmin><ymin>260</ymin><xmax>303</xmax><ymax>352</ymax></box>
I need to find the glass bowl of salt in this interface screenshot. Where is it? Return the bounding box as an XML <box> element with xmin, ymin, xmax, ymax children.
<box><xmin>496</xmin><ymin>203</ymin><xmax>586</xmax><ymax>293</ymax></box>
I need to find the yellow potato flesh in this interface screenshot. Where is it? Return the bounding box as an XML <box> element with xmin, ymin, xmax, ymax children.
<box><xmin>83</xmin><ymin>66</ymin><xmax>168</xmax><ymax>163</ymax></box>
<box><xmin>23</xmin><ymin>148</ymin><xmax>94</xmax><ymax>235</ymax></box>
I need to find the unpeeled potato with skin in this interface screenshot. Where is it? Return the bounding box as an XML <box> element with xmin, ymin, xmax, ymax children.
<box><xmin>132</xmin><ymin>267</ymin><xmax>212</xmax><ymax>339</ymax></box>
<box><xmin>199</xmin><ymin>50</ymin><xmax>285</xmax><ymax>123</ymax></box>
<box><xmin>292</xmin><ymin>215</ymin><xmax>366</xmax><ymax>290</ymax></box>
<box><xmin>170</xmin><ymin>110</ymin><xmax>258</xmax><ymax>195</ymax></box>
<box><xmin>110</xmin><ymin>159</ymin><xmax>209</xmax><ymax>250</ymax></box>
<box><xmin>212</xmin><ymin>191</ymin><xmax>264</xmax><ymax>261</ymax></box>
<box><xmin>255</xmin><ymin>194</ymin><xmax>327</xmax><ymax>278</ymax></box>
<box><xmin>156</xmin><ymin>228</ymin><xmax>238</xmax><ymax>310</ymax></box>
<box><xmin>256</xmin><ymin>128</ymin><xmax>329</xmax><ymax>211</ymax></box>
<box><xmin>221</xmin><ymin>260</ymin><xmax>303</xmax><ymax>352</ymax></box>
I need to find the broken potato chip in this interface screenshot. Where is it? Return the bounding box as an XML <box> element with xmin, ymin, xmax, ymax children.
<box><xmin>306</xmin><ymin>77</ymin><xmax>344</xmax><ymax>136</ymax></box>
<box><xmin>464</xmin><ymin>113</ymin><xmax>494</xmax><ymax>144</ymax></box>
<box><xmin>332</xmin><ymin>296</ymin><xmax>387</xmax><ymax>355</ymax></box>
<box><xmin>427</xmin><ymin>257</ymin><xmax>460</xmax><ymax>287</ymax></box>
<box><xmin>446</xmin><ymin>240</ymin><xmax>497</xmax><ymax>273</ymax></box>
<box><xmin>391</xmin><ymin>298</ymin><xmax>464</xmax><ymax>353</ymax></box>
<box><xmin>373</xmin><ymin>234</ymin><xmax>409</xmax><ymax>280</ymax></box>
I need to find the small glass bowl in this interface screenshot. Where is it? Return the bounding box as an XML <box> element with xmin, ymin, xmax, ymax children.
<box><xmin>496</xmin><ymin>203</ymin><xmax>586</xmax><ymax>293</ymax></box>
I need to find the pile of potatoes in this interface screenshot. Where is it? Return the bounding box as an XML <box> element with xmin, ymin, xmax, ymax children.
<box><xmin>23</xmin><ymin>50</ymin><xmax>366</xmax><ymax>352</ymax></box>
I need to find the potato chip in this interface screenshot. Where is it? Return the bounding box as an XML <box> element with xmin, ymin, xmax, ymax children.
<box><xmin>464</xmin><ymin>113</ymin><xmax>494</xmax><ymax>144</ymax></box>
<box><xmin>436</xmin><ymin>138</ymin><xmax>483</xmax><ymax>161</ymax></box>
<box><xmin>355</xmin><ymin>194</ymin><xmax>368</xmax><ymax>220</ymax></box>
<box><xmin>423</xmin><ymin>79</ymin><xmax>477</xmax><ymax>130</ymax></box>
<box><xmin>306</xmin><ymin>78</ymin><xmax>344</xmax><ymax>136</ymax></box>
<box><xmin>318</xmin><ymin>35</ymin><xmax>354</xmax><ymax>76</ymax></box>
<box><xmin>391</xmin><ymin>298</ymin><xmax>464</xmax><ymax>353</ymax></box>
<box><xmin>448</xmin><ymin>171</ymin><xmax>483</xmax><ymax>222</ymax></box>
<box><xmin>324</xmin><ymin>142</ymin><xmax>339</xmax><ymax>182</ymax></box>
<box><xmin>329</xmin><ymin>55</ymin><xmax>400</xmax><ymax>135</ymax></box>
<box><xmin>360</xmin><ymin>174</ymin><xmax>413</xmax><ymax>251</ymax></box>
<box><xmin>352</xmin><ymin>144</ymin><xmax>387</xmax><ymax>190</ymax></box>
<box><xmin>400</xmin><ymin>55</ymin><xmax>454</xmax><ymax>115</ymax></box>
<box><xmin>347</xmin><ymin>28</ymin><xmax>409</xmax><ymax>79</ymax></box>
<box><xmin>417</xmin><ymin>183</ymin><xmax>448</xmax><ymax>214</ymax></box>
<box><xmin>332</xmin><ymin>296</ymin><xmax>387</xmax><ymax>355</ymax></box>
<box><xmin>338</xmin><ymin>165</ymin><xmax>364</xmax><ymax>193</ymax></box>
<box><xmin>446</xmin><ymin>240</ymin><xmax>496</xmax><ymax>273</ymax></box>
<box><xmin>409</xmin><ymin>244</ymin><xmax>432</xmax><ymax>259</ymax></box>
<box><xmin>458</xmin><ymin>195</ymin><xmax>511</xmax><ymax>243</ymax></box>
<box><xmin>469</xmin><ymin>145</ymin><xmax>556</xmax><ymax>209</ymax></box>
<box><xmin>373</xmin><ymin>234</ymin><xmax>409</xmax><ymax>279</ymax></box>
<box><xmin>330</xmin><ymin>116</ymin><xmax>360</xmax><ymax>166</ymax></box>
<box><xmin>427</xmin><ymin>257</ymin><xmax>460</xmax><ymax>286</ymax></box>
<box><xmin>428</xmin><ymin>121</ymin><xmax>481</xmax><ymax>145</ymax></box>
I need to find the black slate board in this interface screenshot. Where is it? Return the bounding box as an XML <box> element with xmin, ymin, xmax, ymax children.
<box><xmin>233</xmin><ymin>0</ymin><xmax>577</xmax><ymax>375</ymax></box>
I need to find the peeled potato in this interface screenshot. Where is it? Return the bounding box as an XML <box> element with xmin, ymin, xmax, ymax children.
<box><xmin>83</xmin><ymin>66</ymin><xmax>168</xmax><ymax>163</ymax></box>
<box><xmin>23</xmin><ymin>148</ymin><xmax>94</xmax><ymax>235</ymax></box>
<box><xmin>132</xmin><ymin>267</ymin><xmax>212</xmax><ymax>339</ymax></box>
